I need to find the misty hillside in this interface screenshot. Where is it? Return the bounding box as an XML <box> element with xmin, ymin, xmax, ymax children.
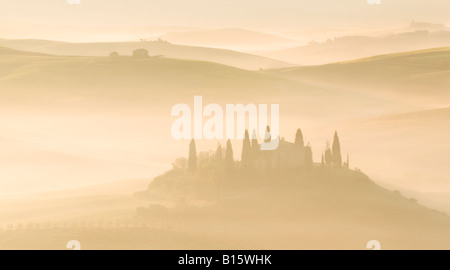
<box><xmin>0</xmin><ymin>39</ymin><xmax>292</xmax><ymax>70</ymax></box>
<box><xmin>340</xmin><ymin>106</ymin><xmax>450</xmax><ymax>190</ymax></box>
<box><xmin>0</xmin><ymin>39</ymin><xmax>64</xmax><ymax>52</ymax></box>
<box><xmin>155</xmin><ymin>28</ymin><xmax>296</xmax><ymax>50</ymax></box>
<box><xmin>0</xmin><ymin>46</ymin><xmax>49</xmax><ymax>57</ymax></box>
<box><xmin>375</xmin><ymin>180</ymin><xmax>450</xmax><ymax>215</ymax></box>
<box><xmin>0</xmin><ymin>46</ymin><xmax>448</xmax><ymax>198</ymax></box>
<box><xmin>1</xmin><ymin>165</ymin><xmax>449</xmax><ymax>249</ymax></box>
<box><xmin>133</xmin><ymin>160</ymin><xmax>450</xmax><ymax>250</ymax></box>
<box><xmin>0</xmin><ymin>46</ymin><xmax>392</xmax><ymax>118</ymax></box>
<box><xmin>0</xmin><ymin>45</ymin><xmax>449</xmax><ymax>249</ymax></box>
<box><xmin>268</xmin><ymin>44</ymin><xmax>450</xmax><ymax>190</ymax></box>
<box><xmin>268</xmin><ymin>47</ymin><xmax>450</xmax><ymax>106</ymax></box>
<box><xmin>0</xmin><ymin>50</ymin><xmax>295</xmax><ymax>107</ymax></box>
<box><xmin>266</xmin><ymin>30</ymin><xmax>450</xmax><ymax>65</ymax></box>
<box><xmin>0</xmin><ymin>47</ymin><xmax>394</xmax><ymax>195</ymax></box>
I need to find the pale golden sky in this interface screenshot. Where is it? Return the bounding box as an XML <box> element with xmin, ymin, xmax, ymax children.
<box><xmin>0</xmin><ymin>0</ymin><xmax>449</xmax><ymax>41</ymax></box>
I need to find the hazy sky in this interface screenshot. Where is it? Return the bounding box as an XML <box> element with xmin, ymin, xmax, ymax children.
<box><xmin>0</xmin><ymin>0</ymin><xmax>449</xmax><ymax>40</ymax></box>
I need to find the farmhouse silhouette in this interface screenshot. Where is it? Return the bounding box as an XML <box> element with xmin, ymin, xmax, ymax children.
<box><xmin>186</xmin><ymin>127</ymin><xmax>348</xmax><ymax>173</ymax></box>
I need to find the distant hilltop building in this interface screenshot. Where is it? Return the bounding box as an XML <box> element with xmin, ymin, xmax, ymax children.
<box><xmin>251</xmin><ymin>130</ymin><xmax>307</xmax><ymax>170</ymax></box>
<box><xmin>248</xmin><ymin>127</ymin><xmax>344</xmax><ymax>171</ymax></box>
<box><xmin>132</xmin><ymin>48</ymin><xmax>150</xmax><ymax>59</ymax></box>
<box><xmin>186</xmin><ymin>127</ymin><xmax>347</xmax><ymax>173</ymax></box>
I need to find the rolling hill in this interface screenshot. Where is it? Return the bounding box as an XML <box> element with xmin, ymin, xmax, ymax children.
<box><xmin>0</xmin><ymin>46</ymin><xmax>396</xmax><ymax>196</ymax></box>
<box><xmin>155</xmin><ymin>28</ymin><xmax>296</xmax><ymax>51</ymax></box>
<box><xmin>196</xmin><ymin>169</ymin><xmax>450</xmax><ymax>250</ymax></box>
<box><xmin>331</xmin><ymin>106</ymin><xmax>450</xmax><ymax>197</ymax></box>
<box><xmin>265</xmin><ymin>48</ymin><xmax>450</xmax><ymax>195</ymax></box>
<box><xmin>375</xmin><ymin>180</ymin><xmax>450</xmax><ymax>215</ymax></box>
<box><xmin>0</xmin><ymin>46</ymin><xmax>392</xmax><ymax>117</ymax></box>
<box><xmin>0</xmin><ymin>38</ymin><xmax>292</xmax><ymax>70</ymax></box>
<box><xmin>0</xmin><ymin>46</ymin><xmax>49</xmax><ymax>57</ymax></box>
<box><xmin>265</xmin><ymin>30</ymin><xmax>450</xmax><ymax>65</ymax></box>
<box><xmin>2</xmin><ymin>166</ymin><xmax>449</xmax><ymax>249</ymax></box>
<box><xmin>0</xmin><ymin>46</ymin><xmax>448</xmax><ymax>249</ymax></box>
<box><xmin>0</xmin><ymin>46</ymin><xmax>448</xmax><ymax>204</ymax></box>
<box><xmin>268</xmin><ymin>47</ymin><xmax>450</xmax><ymax>107</ymax></box>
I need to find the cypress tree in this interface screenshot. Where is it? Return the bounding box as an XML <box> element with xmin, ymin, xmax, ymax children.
<box><xmin>295</xmin><ymin>128</ymin><xmax>304</xmax><ymax>146</ymax></box>
<box><xmin>324</xmin><ymin>141</ymin><xmax>332</xmax><ymax>165</ymax></box>
<box><xmin>264</xmin><ymin>126</ymin><xmax>271</xmax><ymax>143</ymax></box>
<box><xmin>225</xmin><ymin>139</ymin><xmax>234</xmax><ymax>172</ymax></box>
<box><xmin>251</xmin><ymin>129</ymin><xmax>259</xmax><ymax>153</ymax></box>
<box><xmin>305</xmin><ymin>143</ymin><xmax>313</xmax><ymax>172</ymax></box>
<box><xmin>188</xmin><ymin>139</ymin><xmax>197</xmax><ymax>172</ymax></box>
<box><xmin>332</xmin><ymin>131</ymin><xmax>342</xmax><ymax>167</ymax></box>
<box><xmin>241</xmin><ymin>130</ymin><xmax>252</xmax><ymax>168</ymax></box>
<box><xmin>215</xmin><ymin>143</ymin><xmax>223</xmax><ymax>161</ymax></box>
